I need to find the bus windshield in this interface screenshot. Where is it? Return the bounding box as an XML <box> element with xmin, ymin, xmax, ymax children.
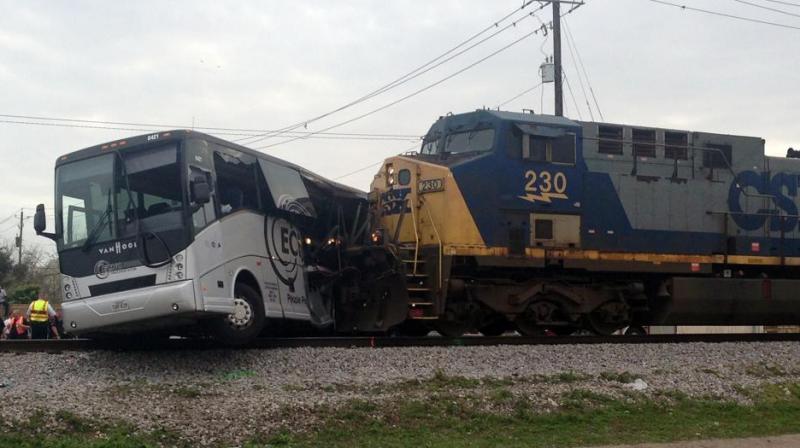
<box><xmin>55</xmin><ymin>143</ymin><xmax>184</xmax><ymax>251</ymax></box>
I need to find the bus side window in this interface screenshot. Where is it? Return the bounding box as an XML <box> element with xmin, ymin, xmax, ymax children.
<box><xmin>213</xmin><ymin>150</ymin><xmax>259</xmax><ymax>215</ymax></box>
<box><xmin>190</xmin><ymin>166</ymin><xmax>215</xmax><ymax>233</ymax></box>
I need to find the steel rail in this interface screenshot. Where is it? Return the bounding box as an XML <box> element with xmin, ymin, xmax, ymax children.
<box><xmin>1</xmin><ymin>333</ymin><xmax>799</xmax><ymax>353</ymax></box>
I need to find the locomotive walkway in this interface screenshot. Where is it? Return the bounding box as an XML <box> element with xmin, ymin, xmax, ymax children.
<box><xmin>2</xmin><ymin>332</ymin><xmax>799</xmax><ymax>352</ymax></box>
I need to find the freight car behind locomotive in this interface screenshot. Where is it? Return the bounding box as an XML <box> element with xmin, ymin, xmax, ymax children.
<box><xmin>371</xmin><ymin>110</ymin><xmax>800</xmax><ymax>336</ymax></box>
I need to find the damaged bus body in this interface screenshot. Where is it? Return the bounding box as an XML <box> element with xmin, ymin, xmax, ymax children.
<box><xmin>35</xmin><ymin>130</ymin><xmax>408</xmax><ymax>343</ymax></box>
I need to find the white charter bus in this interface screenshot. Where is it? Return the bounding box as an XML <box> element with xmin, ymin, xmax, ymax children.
<box><xmin>35</xmin><ymin>130</ymin><xmax>408</xmax><ymax>343</ymax></box>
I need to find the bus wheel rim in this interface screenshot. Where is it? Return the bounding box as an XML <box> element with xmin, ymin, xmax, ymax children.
<box><xmin>227</xmin><ymin>297</ymin><xmax>253</xmax><ymax>329</ymax></box>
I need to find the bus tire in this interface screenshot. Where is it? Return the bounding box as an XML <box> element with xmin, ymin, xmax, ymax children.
<box><xmin>209</xmin><ymin>283</ymin><xmax>265</xmax><ymax>345</ymax></box>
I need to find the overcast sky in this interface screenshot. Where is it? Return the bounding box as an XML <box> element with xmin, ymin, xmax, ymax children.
<box><xmin>1</xmin><ymin>0</ymin><xmax>798</xmax><ymax>255</ymax></box>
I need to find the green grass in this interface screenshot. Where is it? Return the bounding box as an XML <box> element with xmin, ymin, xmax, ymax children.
<box><xmin>6</xmin><ymin>383</ymin><xmax>800</xmax><ymax>448</ymax></box>
<box><xmin>0</xmin><ymin>411</ymin><xmax>191</xmax><ymax>448</ymax></box>
<box><xmin>252</xmin><ymin>383</ymin><xmax>800</xmax><ymax>448</ymax></box>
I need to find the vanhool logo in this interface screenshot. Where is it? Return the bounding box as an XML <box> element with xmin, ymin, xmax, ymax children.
<box><xmin>266</xmin><ymin>217</ymin><xmax>302</xmax><ymax>291</ymax></box>
<box><xmin>97</xmin><ymin>240</ymin><xmax>138</xmax><ymax>255</ymax></box>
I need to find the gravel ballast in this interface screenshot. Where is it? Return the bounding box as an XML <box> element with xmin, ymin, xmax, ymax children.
<box><xmin>0</xmin><ymin>341</ymin><xmax>798</xmax><ymax>445</ymax></box>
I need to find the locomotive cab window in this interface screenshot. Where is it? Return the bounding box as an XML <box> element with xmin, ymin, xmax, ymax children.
<box><xmin>443</xmin><ymin>129</ymin><xmax>495</xmax><ymax>154</ymax></box>
<box><xmin>521</xmin><ymin>133</ymin><xmax>576</xmax><ymax>165</ymax></box>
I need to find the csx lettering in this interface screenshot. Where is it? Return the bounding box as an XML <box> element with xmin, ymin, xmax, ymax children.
<box><xmin>728</xmin><ymin>171</ymin><xmax>800</xmax><ymax>231</ymax></box>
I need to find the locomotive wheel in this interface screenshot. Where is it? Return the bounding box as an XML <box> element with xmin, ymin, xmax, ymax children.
<box><xmin>435</xmin><ymin>320</ymin><xmax>470</xmax><ymax>338</ymax></box>
<box><xmin>624</xmin><ymin>325</ymin><xmax>647</xmax><ymax>336</ymax></box>
<box><xmin>515</xmin><ymin>299</ymin><xmax>566</xmax><ymax>336</ymax></box>
<box><xmin>393</xmin><ymin>320</ymin><xmax>431</xmax><ymax>337</ymax></box>
<box><xmin>478</xmin><ymin>318</ymin><xmax>508</xmax><ymax>337</ymax></box>
<box><xmin>586</xmin><ymin>300</ymin><xmax>630</xmax><ymax>336</ymax></box>
<box><xmin>208</xmin><ymin>283</ymin><xmax>265</xmax><ymax>345</ymax></box>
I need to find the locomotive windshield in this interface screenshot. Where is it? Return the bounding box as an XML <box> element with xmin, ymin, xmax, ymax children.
<box><xmin>55</xmin><ymin>143</ymin><xmax>184</xmax><ymax>251</ymax></box>
<box><xmin>443</xmin><ymin>129</ymin><xmax>495</xmax><ymax>154</ymax></box>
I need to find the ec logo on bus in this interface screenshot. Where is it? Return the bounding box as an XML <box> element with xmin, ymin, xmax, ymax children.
<box><xmin>266</xmin><ymin>217</ymin><xmax>302</xmax><ymax>291</ymax></box>
<box><xmin>94</xmin><ymin>260</ymin><xmax>111</xmax><ymax>279</ymax></box>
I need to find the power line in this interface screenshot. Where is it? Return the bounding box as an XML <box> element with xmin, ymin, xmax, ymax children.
<box><xmin>730</xmin><ymin>0</ymin><xmax>800</xmax><ymax>17</ymax></box>
<box><xmin>256</xmin><ymin>26</ymin><xmax>547</xmax><ymax>151</ymax></box>
<box><xmin>238</xmin><ymin>4</ymin><xmax>549</xmax><ymax>146</ymax></box>
<box><xmin>562</xmin><ymin>19</ymin><xmax>594</xmax><ymax>121</ymax></box>
<box><xmin>0</xmin><ymin>118</ymin><xmax>420</xmax><ymax>142</ymax></box>
<box><xmin>562</xmin><ymin>69</ymin><xmax>582</xmax><ymax>120</ymax></box>
<box><xmin>496</xmin><ymin>82</ymin><xmax>544</xmax><ymax>109</ymax></box>
<box><xmin>647</xmin><ymin>0</ymin><xmax>800</xmax><ymax>30</ymax></box>
<box><xmin>563</xmin><ymin>19</ymin><xmax>603</xmax><ymax>121</ymax></box>
<box><xmin>234</xmin><ymin>1</ymin><xmax>547</xmax><ymax>146</ymax></box>
<box><xmin>0</xmin><ymin>113</ymin><xmax>418</xmax><ymax>138</ymax></box>
<box><xmin>759</xmin><ymin>0</ymin><xmax>800</xmax><ymax>7</ymax></box>
<box><xmin>333</xmin><ymin>144</ymin><xmax>421</xmax><ymax>181</ymax></box>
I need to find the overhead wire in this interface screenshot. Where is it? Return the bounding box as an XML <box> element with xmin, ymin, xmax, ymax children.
<box><xmin>0</xmin><ymin>113</ymin><xmax>419</xmax><ymax>137</ymax></box>
<box><xmin>333</xmin><ymin>143</ymin><xmax>421</xmax><ymax>181</ymax></box>
<box><xmin>729</xmin><ymin>0</ymin><xmax>800</xmax><ymax>17</ymax></box>
<box><xmin>255</xmin><ymin>25</ymin><xmax>548</xmax><ymax>151</ymax></box>
<box><xmin>562</xmin><ymin>69</ymin><xmax>583</xmax><ymax>120</ymax></box>
<box><xmin>758</xmin><ymin>0</ymin><xmax>800</xmax><ymax>7</ymax></box>
<box><xmin>561</xmin><ymin>19</ymin><xmax>594</xmax><ymax>121</ymax></box>
<box><xmin>646</xmin><ymin>0</ymin><xmax>800</xmax><ymax>30</ymax></box>
<box><xmin>496</xmin><ymin>82</ymin><xmax>544</xmax><ymax>109</ymax></box>
<box><xmin>563</xmin><ymin>19</ymin><xmax>603</xmax><ymax>121</ymax></box>
<box><xmin>0</xmin><ymin>117</ymin><xmax>419</xmax><ymax>142</ymax></box>
<box><xmin>234</xmin><ymin>0</ymin><xmax>547</xmax><ymax>146</ymax></box>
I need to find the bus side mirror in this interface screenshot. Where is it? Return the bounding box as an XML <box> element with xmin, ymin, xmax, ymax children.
<box><xmin>191</xmin><ymin>178</ymin><xmax>211</xmax><ymax>204</ymax></box>
<box><xmin>34</xmin><ymin>204</ymin><xmax>47</xmax><ymax>234</ymax></box>
<box><xmin>33</xmin><ymin>204</ymin><xmax>57</xmax><ymax>241</ymax></box>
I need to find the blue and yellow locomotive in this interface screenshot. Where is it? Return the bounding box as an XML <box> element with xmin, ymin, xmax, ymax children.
<box><xmin>371</xmin><ymin>109</ymin><xmax>800</xmax><ymax>336</ymax></box>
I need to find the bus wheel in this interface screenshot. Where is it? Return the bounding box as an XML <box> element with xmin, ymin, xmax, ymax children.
<box><xmin>209</xmin><ymin>283</ymin><xmax>265</xmax><ymax>345</ymax></box>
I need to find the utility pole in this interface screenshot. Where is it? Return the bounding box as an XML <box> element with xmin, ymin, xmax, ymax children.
<box><xmin>552</xmin><ymin>0</ymin><xmax>564</xmax><ymax>117</ymax></box>
<box><xmin>16</xmin><ymin>208</ymin><xmax>23</xmax><ymax>264</ymax></box>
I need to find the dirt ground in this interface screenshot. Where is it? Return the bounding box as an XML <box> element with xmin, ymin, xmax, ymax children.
<box><xmin>597</xmin><ymin>434</ymin><xmax>800</xmax><ymax>448</ymax></box>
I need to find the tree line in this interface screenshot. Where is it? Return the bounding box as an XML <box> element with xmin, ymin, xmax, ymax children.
<box><xmin>0</xmin><ymin>244</ymin><xmax>60</xmax><ymax>305</ymax></box>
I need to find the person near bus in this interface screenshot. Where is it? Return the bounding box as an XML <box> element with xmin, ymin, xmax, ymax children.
<box><xmin>26</xmin><ymin>295</ymin><xmax>58</xmax><ymax>339</ymax></box>
<box><xmin>0</xmin><ymin>286</ymin><xmax>8</xmax><ymax>318</ymax></box>
<box><xmin>4</xmin><ymin>311</ymin><xmax>29</xmax><ymax>339</ymax></box>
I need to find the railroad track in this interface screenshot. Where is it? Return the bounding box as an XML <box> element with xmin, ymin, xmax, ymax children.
<box><xmin>1</xmin><ymin>332</ymin><xmax>799</xmax><ymax>353</ymax></box>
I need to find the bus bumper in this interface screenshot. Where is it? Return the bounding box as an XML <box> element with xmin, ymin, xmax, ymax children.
<box><xmin>62</xmin><ymin>280</ymin><xmax>229</xmax><ymax>334</ymax></box>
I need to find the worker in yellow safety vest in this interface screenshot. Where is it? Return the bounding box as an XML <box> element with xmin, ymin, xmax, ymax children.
<box><xmin>26</xmin><ymin>295</ymin><xmax>58</xmax><ymax>339</ymax></box>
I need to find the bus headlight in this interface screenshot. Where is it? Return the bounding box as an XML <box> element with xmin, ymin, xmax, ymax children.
<box><xmin>65</xmin><ymin>292</ymin><xmax>72</xmax><ymax>300</ymax></box>
<box><xmin>176</xmin><ymin>271</ymin><xmax>184</xmax><ymax>279</ymax></box>
<box><xmin>64</xmin><ymin>284</ymin><xmax>71</xmax><ymax>292</ymax></box>
<box><xmin>371</xmin><ymin>229</ymin><xmax>384</xmax><ymax>245</ymax></box>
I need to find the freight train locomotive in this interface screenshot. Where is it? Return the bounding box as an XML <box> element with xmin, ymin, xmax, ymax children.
<box><xmin>371</xmin><ymin>109</ymin><xmax>800</xmax><ymax>336</ymax></box>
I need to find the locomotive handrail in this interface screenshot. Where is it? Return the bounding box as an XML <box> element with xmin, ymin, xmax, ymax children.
<box><xmin>424</xmin><ymin>205</ymin><xmax>444</xmax><ymax>291</ymax></box>
<box><xmin>409</xmin><ymin>185</ymin><xmax>421</xmax><ymax>275</ymax></box>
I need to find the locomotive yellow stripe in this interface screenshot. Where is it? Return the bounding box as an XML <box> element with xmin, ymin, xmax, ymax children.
<box><xmin>443</xmin><ymin>245</ymin><xmax>796</xmax><ymax>267</ymax></box>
